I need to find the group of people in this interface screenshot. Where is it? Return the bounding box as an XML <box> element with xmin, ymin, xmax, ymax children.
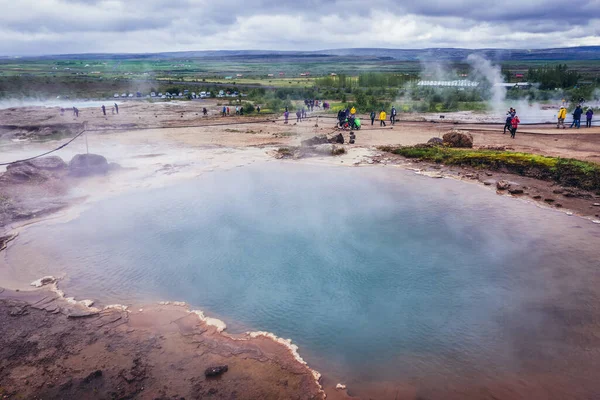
<box><xmin>559</xmin><ymin>105</ymin><xmax>594</xmax><ymax>129</ymax></box>
<box><xmin>100</xmin><ymin>103</ymin><xmax>119</xmax><ymax>116</ymax></box>
<box><xmin>304</xmin><ymin>99</ymin><xmax>322</xmax><ymax>111</ymax></box>
<box><xmin>504</xmin><ymin>108</ymin><xmax>520</xmax><ymax>138</ymax></box>
<box><xmin>369</xmin><ymin>108</ymin><xmax>396</xmax><ymax>127</ymax></box>
<box><xmin>337</xmin><ymin>106</ymin><xmax>361</xmax><ymax>130</ymax></box>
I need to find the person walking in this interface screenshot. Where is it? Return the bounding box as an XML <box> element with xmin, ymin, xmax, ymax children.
<box><xmin>296</xmin><ymin>110</ymin><xmax>301</xmax><ymax>123</ymax></box>
<box><xmin>370</xmin><ymin>110</ymin><xmax>376</xmax><ymax>125</ymax></box>
<box><xmin>114</xmin><ymin>103</ymin><xmax>119</xmax><ymax>114</ymax></box>
<box><xmin>257</xmin><ymin>105</ymin><xmax>261</xmax><ymax>113</ymax></box>
<box><xmin>570</xmin><ymin>105</ymin><xmax>583</xmax><ymax>129</ymax></box>
<box><xmin>502</xmin><ymin>107</ymin><xmax>515</xmax><ymax>135</ymax></box>
<box><xmin>379</xmin><ymin>109</ymin><xmax>387</xmax><ymax>127</ymax></box>
<box><xmin>202</xmin><ymin>107</ymin><xmax>208</xmax><ymax>116</ymax></box>
<box><xmin>101</xmin><ymin>105</ymin><xmax>106</xmax><ymax>116</ymax></box>
<box><xmin>557</xmin><ymin>106</ymin><xmax>567</xmax><ymax>129</ymax></box>
<box><xmin>390</xmin><ymin>106</ymin><xmax>397</xmax><ymax>125</ymax></box>
<box><xmin>510</xmin><ymin>114</ymin><xmax>520</xmax><ymax>138</ymax></box>
<box><xmin>586</xmin><ymin>108</ymin><xmax>594</xmax><ymax>128</ymax></box>
<box><xmin>284</xmin><ymin>110</ymin><xmax>289</xmax><ymax>124</ymax></box>
<box><xmin>222</xmin><ymin>106</ymin><xmax>227</xmax><ymax>117</ymax></box>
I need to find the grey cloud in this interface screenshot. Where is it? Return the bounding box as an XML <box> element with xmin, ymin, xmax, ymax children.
<box><xmin>0</xmin><ymin>0</ymin><xmax>598</xmax><ymax>55</ymax></box>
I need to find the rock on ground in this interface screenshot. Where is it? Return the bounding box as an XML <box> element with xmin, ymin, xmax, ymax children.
<box><xmin>442</xmin><ymin>129</ymin><xmax>474</xmax><ymax>148</ymax></box>
<box><xmin>69</xmin><ymin>153</ymin><xmax>109</xmax><ymax>176</ymax></box>
<box><xmin>301</xmin><ymin>135</ymin><xmax>329</xmax><ymax>147</ymax></box>
<box><xmin>496</xmin><ymin>180</ymin><xmax>511</xmax><ymax>190</ymax></box>
<box><xmin>427</xmin><ymin>137</ymin><xmax>444</xmax><ymax>146</ymax></box>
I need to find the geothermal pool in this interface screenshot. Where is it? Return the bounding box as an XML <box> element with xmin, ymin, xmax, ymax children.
<box><xmin>7</xmin><ymin>163</ymin><xmax>600</xmax><ymax>398</ymax></box>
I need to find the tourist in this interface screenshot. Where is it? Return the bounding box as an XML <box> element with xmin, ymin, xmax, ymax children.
<box><xmin>338</xmin><ymin>109</ymin><xmax>345</xmax><ymax>127</ymax></box>
<box><xmin>370</xmin><ymin>110</ymin><xmax>376</xmax><ymax>125</ymax></box>
<box><xmin>202</xmin><ymin>107</ymin><xmax>208</xmax><ymax>116</ymax></box>
<box><xmin>296</xmin><ymin>110</ymin><xmax>301</xmax><ymax>122</ymax></box>
<box><xmin>391</xmin><ymin>106</ymin><xmax>397</xmax><ymax>125</ymax></box>
<box><xmin>510</xmin><ymin>114</ymin><xmax>520</xmax><ymax>138</ymax></box>
<box><xmin>284</xmin><ymin>110</ymin><xmax>289</xmax><ymax>124</ymax></box>
<box><xmin>257</xmin><ymin>105</ymin><xmax>261</xmax><ymax>113</ymax></box>
<box><xmin>101</xmin><ymin>105</ymin><xmax>106</xmax><ymax>116</ymax></box>
<box><xmin>379</xmin><ymin>109</ymin><xmax>387</xmax><ymax>127</ymax></box>
<box><xmin>235</xmin><ymin>106</ymin><xmax>239</xmax><ymax>115</ymax></box>
<box><xmin>114</xmin><ymin>103</ymin><xmax>119</xmax><ymax>114</ymax></box>
<box><xmin>586</xmin><ymin>108</ymin><xmax>594</xmax><ymax>128</ymax></box>
<box><xmin>226</xmin><ymin>106</ymin><xmax>230</xmax><ymax>116</ymax></box>
<box><xmin>570</xmin><ymin>105</ymin><xmax>583</xmax><ymax>129</ymax></box>
<box><xmin>557</xmin><ymin>106</ymin><xmax>567</xmax><ymax>129</ymax></box>
<box><xmin>504</xmin><ymin>108</ymin><xmax>514</xmax><ymax>134</ymax></box>
<box><xmin>222</xmin><ymin>106</ymin><xmax>227</xmax><ymax>117</ymax></box>
<box><xmin>240</xmin><ymin>106</ymin><xmax>244</xmax><ymax>116</ymax></box>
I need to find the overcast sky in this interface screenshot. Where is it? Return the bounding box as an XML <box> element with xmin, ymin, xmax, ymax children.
<box><xmin>1</xmin><ymin>0</ymin><xmax>599</xmax><ymax>55</ymax></box>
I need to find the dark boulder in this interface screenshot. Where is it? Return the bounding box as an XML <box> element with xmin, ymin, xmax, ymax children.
<box><xmin>7</xmin><ymin>156</ymin><xmax>67</xmax><ymax>172</ymax></box>
<box><xmin>427</xmin><ymin>137</ymin><xmax>444</xmax><ymax>146</ymax></box>
<box><xmin>301</xmin><ymin>135</ymin><xmax>328</xmax><ymax>147</ymax></box>
<box><xmin>205</xmin><ymin>365</ymin><xmax>228</xmax><ymax>377</ymax></box>
<box><xmin>0</xmin><ymin>156</ymin><xmax>68</xmax><ymax>184</ymax></box>
<box><xmin>69</xmin><ymin>154</ymin><xmax>109</xmax><ymax>176</ymax></box>
<box><xmin>1</xmin><ymin>164</ymin><xmax>50</xmax><ymax>184</ymax></box>
<box><xmin>442</xmin><ymin>129</ymin><xmax>473</xmax><ymax>148</ymax></box>
<box><xmin>329</xmin><ymin>133</ymin><xmax>344</xmax><ymax>144</ymax></box>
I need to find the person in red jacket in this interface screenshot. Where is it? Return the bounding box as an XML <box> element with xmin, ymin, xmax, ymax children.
<box><xmin>510</xmin><ymin>114</ymin><xmax>520</xmax><ymax>138</ymax></box>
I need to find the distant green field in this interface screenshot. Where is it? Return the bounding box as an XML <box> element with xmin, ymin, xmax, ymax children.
<box><xmin>1</xmin><ymin>55</ymin><xmax>598</xmax><ymax>115</ymax></box>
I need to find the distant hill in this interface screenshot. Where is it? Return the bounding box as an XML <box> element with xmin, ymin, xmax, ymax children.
<box><xmin>314</xmin><ymin>47</ymin><xmax>600</xmax><ymax>61</ymax></box>
<box><xmin>7</xmin><ymin>46</ymin><xmax>600</xmax><ymax>61</ymax></box>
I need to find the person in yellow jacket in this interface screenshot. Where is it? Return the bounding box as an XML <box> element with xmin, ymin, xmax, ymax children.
<box><xmin>379</xmin><ymin>110</ymin><xmax>387</xmax><ymax>127</ymax></box>
<box><xmin>557</xmin><ymin>106</ymin><xmax>567</xmax><ymax>129</ymax></box>
<box><xmin>350</xmin><ymin>106</ymin><xmax>356</xmax><ymax>116</ymax></box>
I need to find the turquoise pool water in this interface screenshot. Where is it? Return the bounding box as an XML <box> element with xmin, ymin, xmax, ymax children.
<box><xmin>9</xmin><ymin>163</ymin><xmax>600</xmax><ymax>398</ymax></box>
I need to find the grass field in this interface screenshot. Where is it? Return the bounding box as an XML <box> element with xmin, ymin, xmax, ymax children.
<box><xmin>381</xmin><ymin>145</ymin><xmax>600</xmax><ymax>191</ymax></box>
<box><xmin>1</xmin><ymin>55</ymin><xmax>599</xmax><ymax>110</ymax></box>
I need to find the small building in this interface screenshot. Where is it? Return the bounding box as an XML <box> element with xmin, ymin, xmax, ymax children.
<box><xmin>224</xmin><ymin>76</ymin><xmax>233</xmax><ymax>80</ymax></box>
<box><xmin>236</xmin><ymin>74</ymin><xmax>243</xmax><ymax>77</ymax></box>
<box><xmin>267</xmin><ymin>74</ymin><xmax>274</xmax><ymax>77</ymax></box>
<box><xmin>279</xmin><ymin>72</ymin><xmax>285</xmax><ymax>76</ymax></box>
<box><xmin>417</xmin><ymin>80</ymin><xmax>479</xmax><ymax>88</ymax></box>
<box><xmin>330</xmin><ymin>73</ymin><xmax>337</xmax><ymax>76</ymax></box>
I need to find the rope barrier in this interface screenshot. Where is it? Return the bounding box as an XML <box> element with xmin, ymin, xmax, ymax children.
<box><xmin>0</xmin><ymin>127</ymin><xmax>87</xmax><ymax>166</ymax></box>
